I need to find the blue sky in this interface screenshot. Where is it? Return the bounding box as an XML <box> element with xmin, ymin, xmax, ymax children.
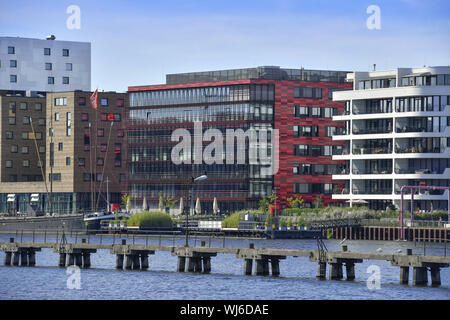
<box><xmin>1</xmin><ymin>0</ymin><xmax>449</xmax><ymax>91</ymax></box>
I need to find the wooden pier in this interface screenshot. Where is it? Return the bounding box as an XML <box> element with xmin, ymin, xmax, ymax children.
<box><xmin>1</xmin><ymin>237</ymin><xmax>450</xmax><ymax>287</ymax></box>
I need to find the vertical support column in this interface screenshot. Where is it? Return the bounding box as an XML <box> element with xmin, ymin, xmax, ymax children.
<box><xmin>271</xmin><ymin>258</ymin><xmax>280</xmax><ymax>277</ymax></box>
<box><xmin>329</xmin><ymin>263</ymin><xmax>343</xmax><ymax>280</ymax></box>
<box><xmin>177</xmin><ymin>256</ymin><xmax>186</xmax><ymax>272</ymax></box>
<box><xmin>194</xmin><ymin>257</ymin><xmax>203</xmax><ymax>273</ymax></box>
<box><xmin>125</xmin><ymin>254</ymin><xmax>132</xmax><ymax>270</ymax></box>
<box><xmin>202</xmin><ymin>256</ymin><xmax>211</xmax><ymax>274</ymax></box>
<box><xmin>412</xmin><ymin>267</ymin><xmax>428</xmax><ymax>286</ymax></box>
<box><xmin>12</xmin><ymin>251</ymin><xmax>20</xmax><ymax>266</ymax></box>
<box><xmin>244</xmin><ymin>259</ymin><xmax>253</xmax><ymax>276</ymax></box>
<box><xmin>316</xmin><ymin>262</ymin><xmax>326</xmax><ymax>279</ymax></box>
<box><xmin>254</xmin><ymin>259</ymin><xmax>264</xmax><ymax>276</ymax></box>
<box><xmin>262</xmin><ymin>258</ymin><xmax>270</xmax><ymax>276</ymax></box>
<box><xmin>28</xmin><ymin>250</ymin><xmax>36</xmax><ymax>267</ymax></box>
<box><xmin>116</xmin><ymin>254</ymin><xmax>124</xmax><ymax>269</ymax></box>
<box><xmin>67</xmin><ymin>254</ymin><xmax>75</xmax><ymax>266</ymax></box>
<box><xmin>82</xmin><ymin>253</ymin><xmax>91</xmax><ymax>268</ymax></box>
<box><xmin>132</xmin><ymin>254</ymin><xmax>140</xmax><ymax>270</ymax></box>
<box><xmin>58</xmin><ymin>253</ymin><xmax>66</xmax><ymax>267</ymax></box>
<box><xmin>345</xmin><ymin>261</ymin><xmax>355</xmax><ymax>281</ymax></box>
<box><xmin>4</xmin><ymin>252</ymin><xmax>12</xmax><ymax>266</ymax></box>
<box><xmin>141</xmin><ymin>254</ymin><xmax>149</xmax><ymax>270</ymax></box>
<box><xmin>20</xmin><ymin>250</ymin><xmax>28</xmax><ymax>266</ymax></box>
<box><xmin>400</xmin><ymin>266</ymin><xmax>409</xmax><ymax>285</ymax></box>
<box><xmin>430</xmin><ymin>266</ymin><xmax>441</xmax><ymax>286</ymax></box>
<box><xmin>187</xmin><ymin>257</ymin><xmax>196</xmax><ymax>272</ymax></box>
<box><xmin>74</xmin><ymin>253</ymin><xmax>83</xmax><ymax>267</ymax></box>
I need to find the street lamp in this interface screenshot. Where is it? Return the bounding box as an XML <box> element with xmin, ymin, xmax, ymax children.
<box><xmin>186</xmin><ymin>174</ymin><xmax>208</xmax><ymax>247</ymax></box>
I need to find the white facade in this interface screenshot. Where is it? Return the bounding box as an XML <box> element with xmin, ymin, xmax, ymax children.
<box><xmin>0</xmin><ymin>36</ymin><xmax>90</xmax><ymax>92</ymax></box>
<box><xmin>332</xmin><ymin>66</ymin><xmax>450</xmax><ymax>211</ymax></box>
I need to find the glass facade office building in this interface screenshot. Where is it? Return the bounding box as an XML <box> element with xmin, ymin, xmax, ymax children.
<box><xmin>128</xmin><ymin>66</ymin><xmax>351</xmax><ymax>213</ymax></box>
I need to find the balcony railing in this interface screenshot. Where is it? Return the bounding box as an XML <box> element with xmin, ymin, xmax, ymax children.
<box><xmin>353</xmin><ymin>188</ymin><xmax>392</xmax><ymax>195</ymax></box>
<box><xmin>352</xmin><ymin>147</ymin><xmax>392</xmax><ymax>155</ymax></box>
<box><xmin>395</xmin><ymin>146</ymin><xmax>441</xmax><ymax>154</ymax></box>
<box><xmin>395</xmin><ymin>126</ymin><xmax>433</xmax><ymax>133</ymax></box>
<box><xmin>352</xmin><ymin>168</ymin><xmax>392</xmax><ymax>175</ymax></box>
<box><xmin>395</xmin><ymin>168</ymin><xmax>441</xmax><ymax>174</ymax></box>
<box><xmin>353</xmin><ymin>128</ymin><xmax>392</xmax><ymax>135</ymax></box>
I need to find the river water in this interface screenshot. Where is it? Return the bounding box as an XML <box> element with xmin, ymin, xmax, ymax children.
<box><xmin>0</xmin><ymin>233</ymin><xmax>449</xmax><ymax>300</ymax></box>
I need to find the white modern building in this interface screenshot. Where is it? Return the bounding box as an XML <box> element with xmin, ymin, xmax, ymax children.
<box><xmin>0</xmin><ymin>36</ymin><xmax>91</xmax><ymax>92</ymax></box>
<box><xmin>332</xmin><ymin>66</ymin><xmax>450</xmax><ymax>211</ymax></box>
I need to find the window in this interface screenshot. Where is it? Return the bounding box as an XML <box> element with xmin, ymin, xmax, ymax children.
<box><xmin>10</xmin><ymin>75</ymin><xmax>17</xmax><ymax>83</ymax></box>
<box><xmin>23</xmin><ymin>160</ymin><xmax>30</xmax><ymax>167</ymax></box>
<box><xmin>54</xmin><ymin>97</ymin><xmax>67</xmax><ymax>106</ymax></box>
<box><xmin>5</xmin><ymin>131</ymin><xmax>13</xmax><ymax>139</ymax></box>
<box><xmin>78</xmin><ymin>97</ymin><xmax>86</xmax><ymax>105</ymax></box>
<box><xmin>35</xmin><ymin>103</ymin><xmax>42</xmax><ymax>111</ymax></box>
<box><xmin>55</xmin><ymin>113</ymin><xmax>60</xmax><ymax>121</ymax></box>
<box><xmin>10</xmin><ymin>60</ymin><xmax>17</xmax><ymax>68</ymax></box>
<box><xmin>66</xmin><ymin>63</ymin><xmax>72</xmax><ymax>71</ymax></box>
<box><xmin>98</xmin><ymin>129</ymin><xmax>104</xmax><ymax>137</ymax></box>
<box><xmin>48</xmin><ymin>77</ymin><xmax>55</xmax><ymax>84</ymax></box>
<box><xmin>62</xmin><ymin>49</ymin><xmax>69</xmax><ymax>56</ymax></box>
<box><xmin>116</xmin><ymin>99</ymin><xmax>124</xmax><ymax>107</ymax></box>
<box><xmin>62</xmin><ymin>77</ymin><xmax>69</xmax><ymax>84</ymax></box>
<box><xmin>97</xmin><ymin>158</ymin><xmax>104</xmax><ymax>166</ymax></box>
<box><xmin>81</xmin><ymin>113</ymin><xmax>89</xmax><ymax>121</ymax></box>
<box><xmin>100</xmin><ymin>113</ymin><xmax>107</xmax><ymax>121</ymax></box>
<box><xmin>78</xmin><ymin>158</ymin><xmax>85</xmax><ymax>167</ymax></box>
<box><xmin>5</xmin><ymin>160</ymin><xmax>13</xmax><ymax>168</ymax></box>
<box><xmin>311</xmin><ymin>107</ymin><xmax>321</xmax><ymax>117</ymax></box>
<box><xmin>21</xmin><ymin>146</ymin><xmax>29</xmax><ymax>154</ymax></box>
<box><xmin>101</xmin><ymin>98</ymin><xmax>109</xmax><ymax>106</ymax></box>
<box><xmin>22</xmin><ymin>132</ymin><xmax>29</xmax><ymax>140</ymax></box>
<box><xmin>294</xmin><ymin>106</ymin><xmax>309</xmax><ymax>117</ymax></box>
<box><xmin>8</xmin><ymin>117</ymin><xmax>16</xmax><ymax>125</ymax></box>
<box><xmin>58</xmin><ymin>142</ymin><xmax>63</xmax><ymax>151</ymax></box>
<box><xmin>8</xmin><ymin>46</ymin><xmax>15</xmax><ymax>54</ymax></box>
<box><xmin>9</xmin><ymin>175</ymin><xmax>18</xmax><ymax>182</ymax></box>
<box><xmin>44</xmin><ymin>48</ymin><xmax>51</xmax><ymax>55</ymax></box>
<box><xmin>66</xmin><ymin>157</ymin><xmax>71</xmax><ymax>166</ymax></box>
<box><xmin>49</xmin><ymin>173</ymin><xmax>61</xmax><ymax>181</ymax></box>
<box><xmin>100</xmin><ymin>144</ymin><xmax>107</xmax><ymax>152</ymax></box>
<box><xmin>11</xmin><ymin>145</ymin><xmax>18</xmax><ymax>153</ymax></box>
<box><xmin>294</xmin><ymin>87</ymin><xmax>322</xmax><ymax>99</ymax></box>
<box><xmin>114</xmin><ymin>113</ymin><xmax>121</xmax><ymax>122</ymax></box>
<box><xmin>39</xmin><ymin>146</ymin><xmax>45</xmax><ymax>153</ymax></box>
<box><xmin>23</xmin><ymin>116</ymin><xmax>30</xmax><ymax>124</ymax></box>
<box><xmin>117</xmin><ymin>129</ymin><xmax>124</xmax><ymax>137</ymax></box>
<box><xmin>83</xmin><ymin>173</ymin><xmax>91</xmax><ymax>182</ymax></box>
<box><xmin>45</xmin><ymin>63</ymin><xmax>52</xmax><ymax>70</ymax></box>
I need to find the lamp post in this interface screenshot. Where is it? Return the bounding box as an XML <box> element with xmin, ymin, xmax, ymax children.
<box><xmin>186</xmin><ymin>174</ymin><xmax>207</xmax><ymax>247</ymax></box>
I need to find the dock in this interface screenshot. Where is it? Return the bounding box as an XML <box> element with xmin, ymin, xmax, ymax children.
<box><xmin>1</xmin><ymin>236</ymin><xmax>449</xmax><ymax>287</ymax></box>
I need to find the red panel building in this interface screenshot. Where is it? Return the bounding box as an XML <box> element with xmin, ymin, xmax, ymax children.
<box><xmin>127</xmin><ymin>66</ymin><xmax>351</xmax><ymax>212</ymax></box>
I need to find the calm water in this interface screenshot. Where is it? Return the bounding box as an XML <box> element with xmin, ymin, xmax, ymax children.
<box><xmin>0</xmin><ymin>233</ymin><xmax>449</xmax><ymax>300</ymax></box>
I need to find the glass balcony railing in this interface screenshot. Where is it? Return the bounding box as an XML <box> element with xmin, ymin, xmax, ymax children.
<box><xmin>353</xmin><ymin>128</ymin><xmax>392</xmax><ymax>135</ymax></box>
<box><xmin>394</xmin><ymin>168</ymin><xmax>441</xmax><ymax>174</ymax></box>
<box><xmin>395</xmin><ymin>146</ymin><xmax>442</xmax><ymax>153</ymax></box>
<box><xmin>395</xmin><ymin>126</ymin><xmax>433</xmax><ymax>133</ymax></box>
<box><xmin>353</xmin><ymin>188</ymin><xmax>392</xmax><ymax>195</ymax></box>
<box><xmin>352</xmin><ymin>168</ymin><xmax>392</xmax><ymax>174</ymax></box>
<box><xmin>352</xmin><ymin>147</ymin><xmax>392</xmax><ymax>155</ymax></box>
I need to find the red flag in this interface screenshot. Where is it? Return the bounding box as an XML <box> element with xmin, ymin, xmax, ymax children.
<box><xmin>90</xmin><ymin>89</ymin><xmax>98</xmax><ymax>110</ymax></box>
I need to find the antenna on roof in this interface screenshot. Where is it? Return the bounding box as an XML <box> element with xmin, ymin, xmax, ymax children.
<box><xmin>373</xmin><ymin>64</ymin><xmax>376</xmax><ymax>71</ymax></box>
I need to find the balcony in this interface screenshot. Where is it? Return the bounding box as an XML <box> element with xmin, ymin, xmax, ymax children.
<box><xmin>352</xmin><ymin>168</ymin><xmax>392</xmax><ymax>175</ymax></box>
<box><xmin>353</xmin><ymin>147</ymin><xmax>392</xmax><ymax>155</ymax></box>
<box><xmin>395</xmin><ymin>168</ymin><xmax>440</xmax><ymax>174</ymax></box>
<box><xmin>395</xmin><ymin>126</ymin><xmax>433</xmax><ymax>133</ymax></box>
<box><xmin>353</xmin><ymin>188</ymin><xmax>392</xmax><ymax>195</ymax></box>
<box><xmin>353</xmin><ymin>127</ymin><xmax>392</xmax><ymax>135</ymax></box>
<box><xmin>395</xmin><ymin>146</ymin><xmax>441</xmax><ymax>154</ymax></box>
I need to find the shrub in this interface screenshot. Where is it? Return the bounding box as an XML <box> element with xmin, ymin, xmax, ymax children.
<box><xmin>127</xmin><ymin>211</ymin><xmax>173</xmax><ymax>228</ymax></box>
<box><xmin>222</xmin><ymin>212</ymin><xmax>241</xmax><ymax>228</ymax></box>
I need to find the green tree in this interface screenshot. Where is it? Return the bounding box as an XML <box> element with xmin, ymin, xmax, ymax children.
<box><xmin>258</xmin><ymin>192</ymin><xmax>277</xmax><ymax>214</ymax></box>
<box><xmin>286</xmin><ymin>195</ymin><xmax>304</xmax><ymax>208</ymax></box>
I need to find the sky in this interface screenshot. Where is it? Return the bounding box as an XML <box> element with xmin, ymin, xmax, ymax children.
<box><xmin>1</xmin><ymin>0</ymin><xmax>449</xmax><ymax>92</ymax></box>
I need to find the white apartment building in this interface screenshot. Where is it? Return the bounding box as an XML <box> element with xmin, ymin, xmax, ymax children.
<box><xmin>332</xmin><ymin>66</ymin><xmax>450</xmax><ymax>211</ymax></box>
<box><xmin>0</xmin><ymin>36</ymin><xmax>91</xmax><ymax>92</ymax></box>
